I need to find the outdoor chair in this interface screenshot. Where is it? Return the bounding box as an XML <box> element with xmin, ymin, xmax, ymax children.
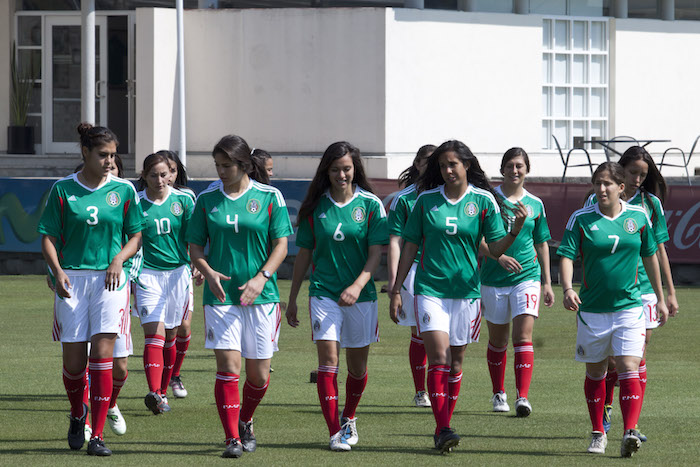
<box><xmin>553</xmin><ymin>135</ymin><xmax>595</xmax><ymax>183</ymax></box>
<box><xmin>601</xmin><ymin>135</ymin><xmax>639</xmax><ymax>161</ymax></box>
<box><xmin>659</xmin><ymin>135</ymin><xmax>699</xmax><ymax>185</ymax></box>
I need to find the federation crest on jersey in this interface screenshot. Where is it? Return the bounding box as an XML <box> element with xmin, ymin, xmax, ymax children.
<box><xmin>170</xmin><ymin>201</ymin><xmax>184</xmax><ymax>216</ymax></box>
<box><xmin>106</xmin><ymin>191</ymin><xmax>121</xmax><ymax>207</ymax></box>
<box><xmin>577</xmin><ymin>345</ymin><xmax>585</xmax><ymax>357</ymax></box>
<box><xmin>399</xmin><ymin>309</ymin><xmax>406</xmax><ymax>320</ymax></box>
<box><xmin>464</xmin><ymin>202</ymin><xmax>478</xmax><ymax>217</ymax></box>
<box><xmin>623</xmin><ymin>218</ymin><xmax>638</xmax><ymax>234</ymax></box>
<box><xmin>351</xmin><ymin>206</ymin><xmax>366</xmax><ymax>223</ymax></box>
<box><xmin>422</xmin><ymin>313</ymin><xmax>431</xmax><ymax>324</ymax></box>
<box><xmin>246</xmin><ymin>199</ymin><xmax>261</xmax><ymax>214</ymax></box>
<box><xmin>207</xmin><ymin>328</ymin><xmax>214</xmax><ymax>341</ymax></box>
<box><xmin>141</xmin><ymin>306</ymin><xmax>148</xmax><ymax>317</ymax></box>
<box><xmin>313</xmin><ymin>320</ymin><xmax>321</xmax><ymax>332</ymax></box>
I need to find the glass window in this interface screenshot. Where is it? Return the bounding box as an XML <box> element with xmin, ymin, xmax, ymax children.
<box><xmin>676</xmin><ymin>0</ymin><xmax>700</xmax><ymax>20</ymax></box>
<box><xmin>569</xmin><ymin>0</ymin><xmax>608</xmax><ymax>16</ymax></box>
<box><xmin>17</xmin><ymin>1</ymin><xmax>199</xmax><ymax>10</ymax></box>
<box><xmin>18</xmin><ymin>16</ymin><xmax>41</xmax><ymax>46</ymax></box>
<box><xmin>531</xmin><ymin>0</ymin><xmax>567</xmax><ymax>15</ymax></box>
<box><xmin>629</xmin><ymin>0</ymin><xmax>660</xmax><ymax>18</ymax></box>
<box><xmin>474</xmin><ymin>0</ymin><xmax>512</xmax><ymax>12</ymax></box>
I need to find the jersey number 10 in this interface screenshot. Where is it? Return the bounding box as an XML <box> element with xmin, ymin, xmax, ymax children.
<box><xmin>154</xmin><ymin>218</ymin><xmax>171</xmax><ymax>235</ymax></box>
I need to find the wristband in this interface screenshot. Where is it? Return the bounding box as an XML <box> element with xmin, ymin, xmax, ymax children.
<box><xmin>390</xmin><ymin>289</ymin><xmax>402</xmax><ymax>296</ymax></box>
<box><xmin>509</xmin><ymin>230</ymin><xmax>519</xmax><ymax>238</ymax></box>
<box><xmin>563</xmin><ymin>287</ymin><xmax>573</xmax><ymax>293</ymax></box>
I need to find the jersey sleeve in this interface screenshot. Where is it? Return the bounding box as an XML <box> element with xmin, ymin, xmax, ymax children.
<box><xmin>123</xmin><ymin>188</ymin><xmax>144</xmax><ymax>235</ymax></box>
<box><xmin>37</xmin><ymin>184</ymin><xmax>62</xmax><ymax>237</ymax></box>
<box><xmin>532</xmin><ymin>204</ymin><xmax>552</xmax><ymax>244</ymax></box>
<box><xmin>482</xmin><ymin>197</ymin><xmax>506</xmax><ymax>244</ymax></box>
<box><xmin>295</xmin><ymin>214</ymin><xmax>315</xmax><ymax>250</ymax></box>
<box><xmin>367</xmin><ymin>199</ymin><xmax>389</xmax><ymax>246</ymax></box>
<box><xmin>402</xmin><ymin>197</ymin><xmax>423</xmax><ymax>245</ymax></box>
<box><xmin>557</xmin><ymin>214</ymin><xmax>581</xmax><ymax>260</ymax></box>
<box><xmin>186</xmin><ymin>197</ymin><xmax>209</xmax><ymax>247</ymax></box>
<box><xmin>648</xmin><ymin>196</ymin><xmax>670</xmax><ymax>244</ymax></box>
<box><xmin>269</xmin><ymin>192</ymin><xmax>294</xmax><ymax>239</ymax></box>
<box><xmin>387</xmin><ymin>196</ymin><xmax>408</xmax><ymax>237</ymax></box>
<box><xmin>584</xmin><ymin>193</ymin><xmax>597</xmax><ymax>207</ymax></box>
<box><xmin>640</xmin><ymin>213</ymin><xmax>659</xmax><ymax>257</ymax></box>
<box><xmin>182</xmin><ymin>195</ymin><xmax>195</xmax><ymax>228</ymax></box>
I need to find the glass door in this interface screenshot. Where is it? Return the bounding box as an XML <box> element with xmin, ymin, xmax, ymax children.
<box><xmin>43</xmin><ymin>16</ymin><xmax>107</xmax><ymax>154</ymax></box>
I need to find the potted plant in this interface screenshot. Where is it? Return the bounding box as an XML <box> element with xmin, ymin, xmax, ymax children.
<box><xmin>8</xmin><ymin>41</ymin><xmax>35</xmax><ymax>154</ymax></box>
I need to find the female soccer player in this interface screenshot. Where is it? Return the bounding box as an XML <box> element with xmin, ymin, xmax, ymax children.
<box><xmin>187</xmin><ymin>135</ymin><xmax>292</xmax><ymax>458</ymax></box>
<box><xmin>38</xmin><ymin>123</ymin><xmax>143</xmax><ymax>456</ymax></box>
<box><xmin>584</xmin><ymin>147</ymin><xmax>678</xmax><ymax>437</ymax></box>
<box><xmin>387</xmin><ymin>144</ymin><xmax>435</xmax><ymax>407</ymax></box>
<box><xmin>479</xmin><ymin>148</ymin><xmax>554</xmax><ymax>417</ymax></box>
<box><xmin>389</xmin><ymin>140</ymin><xmax>527</xmax><ymax>453</ymax></box>
<box><xmin>133</xmin><ymin>152</ymin><xmax>195</xmax><ymax>414</ymax></box>
<box><xmin>286</xmin><ymin>141</ymin><xmax>388</xmax><ymax>452</ymax></box>
<box><xmin>558</xmin><ymin>162</ymin><xmax>668</xmax><ymax>457</ymax></box>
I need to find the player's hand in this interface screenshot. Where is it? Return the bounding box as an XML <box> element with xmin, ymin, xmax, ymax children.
<box><xmin>498</xmin><ymin>255</ymin><xmax>522</xmax><ymax>273</ymax></box>
<box><xmin>286</xmin><ymin>301</ymin><xmax>299</xmax><ymax>327</ymax></box>
<box><xmin>511</xmin><ymin>201</ymin><xmax>528</xmax><ymax>233</ymax></box>
<box><xmin>46</xmin><ymin>274</ymin><xmax>55</xmax><ymax>292</ymax></box>
<box><xmin>338</xmin><ymin>283</ymin><xmax>362</xmax><ymax>307</ymax></box>
<box><xmin>192</xmin><ymin>266</ymin><xmax>205</xmax><ymax>287</ymax></box>
<box><xmin>667</xmin><ymin>293</ymin><xmax>679</xmax><ymax>317</ymax></box>
<box><xmin>389</xmin><ymin>293</ymin><xmax>402</xmax><ymax>324</ymax></box>
<box><xmin>656</xmin><ymin>301</ymin><xmax>669</xmax><ymax>326</ymax></box>
<box><xmin>543</xmin><ymin>283</ymin><xmax>555</xmax><ymax>308</ymax></box>
<box><xmin>563</xmin><ymin>288</ymin><xmax>581</xmax><ymax>311</ymax></box>
<box><xmin>105</xmin><ymin>259</ymin><xmax>124</xmax><ymax>291</ymax></box>
<box><xmin>54</xmin><ymin>270</ymin><xmax>72</xmax><ymax>299</ymax></box>
<box><xmin>238</xmin><ymin>274</ymin><xmax>266</xmax><ymax>306</ymax></box>
<box><xmin>206</xmin><ymin>270</ymin><xmax>231</xmax><ymax>303</ymax></box>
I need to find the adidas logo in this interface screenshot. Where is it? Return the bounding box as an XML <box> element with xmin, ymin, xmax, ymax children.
<box><xmin>68</xmin><ymin>195</ymin><xmax>77</xmax><ymax>201</ymax></box>
<box><xmin>591</xmin><ymin>225</ymin><xmax>599</xmax><ymax>231</ymax></box>
<box><xmin>319</xmin><ymin>213</ymin><xmax>326</xmax><ymax>219</ymax></box>
<box><xmin>143</xmin><ymin>211</ymin><xmax>149</xmax><ymax>216</ymax></box>
<box><xmin>431</xmin><ymin>205</ymin><xmax>439</xmax><ymax>212</ymax></box>
<box><xmin>211</xmin><ymin>206</ymin><xmax>219</xmax><ymax>213</ymax></box>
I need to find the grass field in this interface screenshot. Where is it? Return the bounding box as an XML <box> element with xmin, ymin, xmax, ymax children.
<box><xmin>1</xmin><ymin>276</ymin><xmax>699</xmax><ymax>465</ymax></box>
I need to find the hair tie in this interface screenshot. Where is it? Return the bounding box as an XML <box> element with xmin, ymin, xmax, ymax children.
<box><xmin>251</xmin><ymin>147</ymin><xmax>256</xmax><ymax>155</ymax></box>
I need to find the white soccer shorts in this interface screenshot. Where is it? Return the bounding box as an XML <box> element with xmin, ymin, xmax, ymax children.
<box><xmin>309</xmin><ymin>296</ymin><xmax>379</xmax><ymax>349</ymax></box>
<box><xmin>574</xmin><ymin>308</ymin><xmax>645</xmax><ymax>363</ymax></box>
<box><xmin>397</xmin><ymin>263</ymin><xmax>417</xmax><ymax>327</ymax></box>
<box><xmin>133</xmin><ymin>265</ymin><xmax>191</xmax><ymax>329</ymax></box>
<box><xmin>52</xmin><ymin>270</ymin><xmax>128</xmax><ymax>342</ymax></box>
<box><xmin>642</xmin><ymin>293</ymin><xmax>659</xmax><ymax>330</ymax></box>
<box><xmin>414</xmin><ymin>295</ymin><xmax>482</xmax><ymax>346</ymax></box>
<box><xmin>272</xmin><ymin>303</ymin><xmax>282</xmax><ymax>352</ymax></box>
<box><xmin>204</xmin><ymin>303</ymin><xmax>278</xmax><ymax>359</ymax></box>
<box><xmin>113</xmin><ymin>300</ymin><xmax>134</xmax><ymax>358</ymax></box>
<box><xmin>481</xmin><ymin>280</ymin><xmax>541</xmax><ymax>325</ymax></box>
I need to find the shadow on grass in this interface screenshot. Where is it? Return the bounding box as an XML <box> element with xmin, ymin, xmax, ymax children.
<box><xmin>0</xmin><ymin>394</ymin><xmax>68</xmax><ymax>402</ymax></box>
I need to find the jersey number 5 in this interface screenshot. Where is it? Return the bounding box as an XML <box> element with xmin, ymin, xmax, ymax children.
<box><xmin>445</xmin><ymin>217</ymin><xmax>458</xmax><ymax>236</ymax></box>
<box><xmin>86</xmin><ymin>206</ymin><xmax>99</xmax><ymax>225</ymax></box>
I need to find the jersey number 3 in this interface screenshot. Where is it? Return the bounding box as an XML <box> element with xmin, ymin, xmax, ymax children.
<box><xmin>86</xmin><ymin>206</ymin><xmax>99</xmax><ymax>225</ymax></box>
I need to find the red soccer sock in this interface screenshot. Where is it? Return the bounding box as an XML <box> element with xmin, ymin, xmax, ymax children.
<box><xmin>584</xmin><ymin>372</ymin><xmax>606</xmax><ymax>433</ymax></box>
<box><xmin>143</xmin><ymin>334</ymin><xmax>165</xmax><ymax>393</ymax></box>
<box><xmin>605</xmin><ymin>367</ymin><xmax>618</xmax><ymax>405</ymax></box>
<box><xmin>409</xmin><ymin>334</ymin><xmax>427</xmax><ymax>393</ymax></box>
<box><xmin>172</xmin><ymin>333</ymin><xmax>191</xmax><ymax>377</ymax></box>
<box><xmin>63</xmin><ymin>367</ymin><xmax>87</xmax><ymax>418</ymax></box>
<box><xmin>638</xmin><ymin>359</ymin><xmax>647</xmax><ymax>400</ymax></box>
<box><xmin>240</xmin><ymin>377</ymin><xmax>269</xmax><ymax>423</ymax></box>
<box><xmin>487</xmin><ymin>342</ymin><xmax>507</xmax><ymax>394</ymax></box>
<box><xmin>317</xmin><ymin>365</ymin><xmax>340</xmax><ymax>435</ymax></box>
<box><xmin>447</xmin><ymin>371</ymin><xmax>462</xmax><ymax>425</ymax></box>
<box><xmin>215</xmin><ymin>372</ymin><xmax>240</xmax><ymax>441</ymax></box>
<box><xmin>161</xmin><ymin>337</ymin><xmax>177</xmax><ymax>395</ymax></box>
<box><xmin>618</xmin><ymin>371</ymin><xmax>643</xmax><ymax>431</ymax></box>
<box><xmin>514</xmin><ymin>342</ymin><xmax>534</xmax><ymax>399</ymax></box>
<box><xmin>89</xmin><ymin>358</ymin><xmax>113</xmax><ymax>439</ymax></box>
<box><xmin>427</xmin><ymin>364</ymin><xmax>450</xmax><ymax>432</ymax></box>
<box><xmin>110</xmin><ymin>371</ymin><xmax>128</xmax><ymax>409</ymax></box>
<box><xmin>342</xmin><ymin>370</ymin><xmax>368</xmax><ymax>420</ymax></box>
<box><xmin>82</xmin><ymin>367</ymin><xmax>90</xmax><ymax>413</ymax></box>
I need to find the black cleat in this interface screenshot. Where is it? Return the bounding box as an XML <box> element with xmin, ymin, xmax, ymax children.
<box><xmin>222</xmin><ymin>438</ymin><xmax>243</xmax><ymax>458</ymax></box>
<box><xmin>435</xmin><ymin>427</ymin><xmax>460</xmax><ymax>453</ymax></box>
<box><xmin>144</xmin><ymin>391</ymin><xmax>169</xmax><ymax>415</ymax></box>
<box><xmin>86</xmin><ymin>437</ymin><xmax>112</xmax><ymax>456</ymax></box>
<box><xmin>68</xmin><ymin>403</ymin><xmax>88</xmax><ymax>450</ymax></box>
<box><xmin>239</xmin><ymin>419</ymin><xmax>257</xmax><ymax>452</ymax></box>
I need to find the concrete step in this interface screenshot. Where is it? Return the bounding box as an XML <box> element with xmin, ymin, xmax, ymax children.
<box><xmin>0</xmin><ymin>153</ymin><xmax>137</xmax><ymax>178</ymax></box>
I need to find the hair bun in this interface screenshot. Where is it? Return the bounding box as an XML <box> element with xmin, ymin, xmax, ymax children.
<box><xmin>76</xmin><ymin>122</ymin><xmax>94</xmax><ymax>137</ymax></box>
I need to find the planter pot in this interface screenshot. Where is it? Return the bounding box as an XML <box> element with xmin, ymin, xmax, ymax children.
<box><xmin>7</xmin><ymin>126</ymin><xmax>35</xmax><ymax>154</ymax></box>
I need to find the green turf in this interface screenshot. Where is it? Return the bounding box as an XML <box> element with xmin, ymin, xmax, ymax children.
<box><xmin>1</xmin><ymin>276</ymin><xmax>699</xmax><ymax>465</ymax></box>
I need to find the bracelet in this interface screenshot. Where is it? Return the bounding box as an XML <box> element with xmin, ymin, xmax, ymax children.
<box><xmin>563</xmin><ymin>287</ymin><xmax>574</xmax><ymax>293</ymax></box>
<box><xmin>509</xmin><ymin>230</ymin><xmax>519</xmax><ymax>238</ymax></box>
<box><xmin>390</xmin><ymin>289</ymin><xmax>402</xmax><ymax>296</ymax></box>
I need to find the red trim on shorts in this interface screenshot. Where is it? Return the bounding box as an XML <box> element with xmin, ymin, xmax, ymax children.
<box><xmin>52</xmin><ymin>294</ymin><xmax>60</xmax><ymax>341</ymax></box>
<box><xmin>414</xmin><ymin>295</ymin><xmax>420</xmax><ymax>334</ymax></box>
<box><xmin>471</xmin><ymin>302</ymin><xmax>482</xmax><ymax>340</ymax></box>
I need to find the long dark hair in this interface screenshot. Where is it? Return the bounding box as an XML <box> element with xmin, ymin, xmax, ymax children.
<box><xmin>296</xmin><ymin>141</ymin><xmax>372</xmax><ymax>226</ymax></box>
<box><xmin>213</xmin><ymin>135</ymin><xmax>269</xmax><ymax>185</ymax></box>
<box><xmin>417</xmin><ymin>140</ymin><xmax>498</xmax><ymax>202</ymax></box>
<box><xmin>137</xmin><ymin>152</ymin><xmax>171</xmax><ymax>191</ymax></box>
<box><xmin>618</xmin><ymin>146</ymin><xmax>667</xmax><ymax>203</ymax></box>
<box><xmin>398</xmin><ymin>144</ymin><xmax>436</xmax><ymax>188</ymax></box>
<box><xmin>156</xmin><ymin>150</ymin><xmax>189</xmax><ymax>189</ymax></box>
<box><xmin>592</xmin><ymin>161</ymin><xmax>627</xmax><ymax>201</ymax></box>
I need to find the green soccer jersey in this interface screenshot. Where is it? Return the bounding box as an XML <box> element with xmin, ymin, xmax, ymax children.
<box><xmin>402</xmin><ymin>184</ymin><xmax>506</xmax><ymax>299</ymax></box>
<box><xmin>387</xmin><ymin>184</ymin><xmax>421</xmax><ymax>264</ymax></box>
<box><xmin>37</xmin><ymin>173</ymin><xmax>144</xmax><ymax>270</ymax></box>
<box><xmin>296</xmin><ymin>187</ymin><xmax>389</xmax><ymax>303</ymax></box>
<box><xmin>585</xmin><ymin>190</ymin><xmax>668</xmax><ymax>295</ymax></box>
<box><xmin>480</xmin><ymin>187</ymin><xmax>551</xmax><ymax>287</ymax></box>
<box><xmin>557</xmin><ymin>201</ymin><xmax>658</xmax><ymax>313</ymax></box>
<box><xmin>139</xmin><ymin>187</ymin><xmax>194</xmax><ymax>271</ymax></box>
<box><xmin>186</xmin><ymin>180</ymin><xmax>293</xmax><ymax>306</ymax></box>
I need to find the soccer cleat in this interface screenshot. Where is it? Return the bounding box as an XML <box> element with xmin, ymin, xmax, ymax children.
<box><xmin>239</xmin><ymin>419</ymin><xmax>257</xmax><ymax>452</ymax></box>
<box><xmin>169</xmin><ymin>375</ymin><xmax>188</xmax><ymax>398</ymax></box>
<box><xmin>329</xmin><ymin>431</ymin><xmax>351</xmax><ymax>451</ymax></box>
<box><xmin>435</xmin><ymin>427</ymin><xmax>460</xmax><ymax>453</ymax></box>
<box><xmin>222</xmin><ymin>438</ymin><xmax>243</xmax><ymax>458</ymax></box>
<box><xmin>413</xmin><ymin>391</ymin><xmax>431</xmax><ymax>408</ymax></box>
<box><xmin>340</xmin><ymin>416</ymin><xmax>359</xmax><ymax>446</ymax></box>
<box><xmin>144</xmin><ymin>391</ymin><xmax>170</xmax><ymax>415</ymax></box>
<box><xmin>515</xmin><ymin>397</ymin><xmax>532</xmax><ymax>417</ymax></box>
<box><xmin>67</xmin><ymin>403</ymin><xmax>88</xmax><ymax>450</ymax></box>
<box><xmin>587</xmin><ymin>431</ymin><xmax>607</xmax><ymax>454</ymax></box>
<box><xmin>491</xmin><ymin>392</ymin><xmax>509</xmax><ymax>412</ymax></box>
<box><xmin>84</xmin><ymin>424</ymin><xmax>92</xmax><ymax>442</ymax></box>
<box><xmin>620</xmin><ymin>429</ymin><xmax>641</xmax><ymax>457</ymax></box>
<box><xmin>602</xmin><ymin>404</ymin><xmax>613</xmax><ymax>433</ymax></box>
<box><xmin>106</xmin><ymin>404</ymin><xmax>127</xmax><ymax>435</ymax></box>
<box><xmin>635</xmin><ymin>425</ymin><xmax>647</xmax><ymax>442</ymax></box>
<box><xmin>86</xmin><ymin>437</ymin><xmax>112</xmax><ymax>456</ymax></box>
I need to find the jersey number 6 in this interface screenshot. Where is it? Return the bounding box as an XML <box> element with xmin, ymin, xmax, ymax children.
<box><xmin>333</xmin><ymin>223</ymin><xmax>345</xmax><ymax>242</ymax></box>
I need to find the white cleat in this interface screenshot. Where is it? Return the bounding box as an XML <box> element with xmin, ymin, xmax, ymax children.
<box><xmin>587</xmin><ymin>431</ymin><xmax>607</xmax><ymax>454</ymax></box>
<box><xmin>491</xmin><ymin>392</ymin><xmax>510</xmax><ymax>412</ymax></box>
<box><xmin>106</xmin><ymin>405</ymin><xmax>127</xmax><ymax>435</ymax></box>
<box><xmin>169</xmin><ymin>376</ymin><xmax>188</xmax><ymax>398</ymax></box>
<box><xmin>620</xmin><ymin>429</ymin><xmax>641</xmax><ymax>457</ymax></box>
<box><xmin>329</xmin><ymin>430</ymin><xmax>351</xmax><ymax>451</ymax></box>
<box><xmin>413</xmin><ymin>391</ymin><xmax>431</xmax><ymax>408</ymax></box>
<box><xmin>515</xmin><ymin>397</ymin><xmax>532</xmax><ymax>417</ymax></box>
<box><xmin>340</xmin><ymin>416</ymin><xmax>359</xmax><ymax>446</ymax></box>
<box><xmin>84</xmin><ymin>424</ymin><xmax>93</xmax><ymax>442</ymax></box>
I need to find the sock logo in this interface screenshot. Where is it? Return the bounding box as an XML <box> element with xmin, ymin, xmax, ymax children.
<box><xmin>621</xmin><ymin>395</ymin><xmax>641</xmax><ymax>400</ymax></box>
<box><xmin>324</xmin><ymin>395</ymin><xmax>339</xmax><ymax>401</ymax></box>
<box><xmin>586</xmin><ymin>397</ymin><xmax>601</xmax><ymax>403</ymax></box>
<box><xmin>222</xmin><ymin>404</ymin><xmax>240</xmax><ymax>409</ymax></box>
<box><xmin>515</xmin><ymin>363</ymin><xmax>532</xmax><ymax>369</ymax></box>
<box><xmin>93</xmin><ymin>396</ymin><xmax>110</xmax><ymax>402</ymax></box>
<box><xmin>431</xmin><ymin>392</ymin><xmax>446</xmax><ymax>397</ymax></box>
<box><xmin>144</xmin><ymin>363</ymin><xmax>161</xmax><ymax>368</ymax></box>
<box><xmin>488</xmin><ymin>361</ymin><xmax>504</xmax><ymax>366</ymax></box>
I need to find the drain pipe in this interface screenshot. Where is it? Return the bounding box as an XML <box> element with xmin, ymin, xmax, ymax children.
<box><xmin>81</xmin><ymin>0</ymin><xmax>95</xmax><ymax>124</ymax></box>
<box><xmin>176</xmin><ymin>0</ymin><xmax>187</xmax><ymax>166</ymax></box>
